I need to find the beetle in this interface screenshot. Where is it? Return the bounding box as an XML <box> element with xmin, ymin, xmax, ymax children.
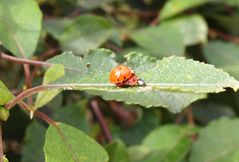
<box><xmin>109</xmin><ymin>65</ymin><xmax>146</xmax><ymax>87</ymax></box>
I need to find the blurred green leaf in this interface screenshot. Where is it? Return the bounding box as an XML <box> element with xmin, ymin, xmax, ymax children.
<box><xmin>53</xmin><ymin>101</ymin><xmax>90</xmax><ymax>134</ymax></box>
<box><xmin>44</xmin><ymin>123</ymin><xmax>109</xmax><ymax>162</ymax></box>
<box><xmin>0</xmin><ymin>0</ymin><xmax>42</xmax><ymax>57</ymax></box>
<box><xmin>190</xmin><ymin>118</ymin><xmax>239</xmax><ymax>162</ymax></box>
<box><xmin>44</xmin><ymin>18</ymin><xmax>73</xmax><ymax>40</ymax></box>
<box><xmin>3</xmin><ymin>156</ymin><xmax>9</xmax><ymax>162</ymax></box>
<box><xmin>35</xmin><ymin>64</ymin><xmax>65</xmax><ymax>109</ymax></box>
<box><xmin>206</xmin><ymin>13</ymin><xmax>239</xmax><ymax>35</ymax></box>
<box><xmin>0</xmin><ymin>106</ymin><xmax>9</xmax><ymax>121</ymax></box>
<box><xmin>131</xmin><ymin>24</ymin><xmax>185</xmax><ymax>57</ymax></box>
<box><xmin>129</xmin><ymin>125</ymin><xmax>196</xmax><ymax>162</ymax></box>
<box><xmin>59</xmin><ymin>15</ymin><xmax>113</xmax><ymax>55</ymax></box>
<box><xmin>105</xmin><ymin>140</ymin><xmax>130</xmax><ymax>162</ymax></box>
<box><xmin>160</xmin><ymin>0</ymin><xmax>208</xmax><ymax>20</ymax></box>
<box><xmin>128</xmin><ymin>145</ymin><xmax>151</xmax><ymax>162</ymax></box>
<box><xmin>192</xmin><ymin>102</ymin><xmax>236</xmax><ymax>124</ymax></box>
<box><xmin>21</xmin><ymin>121</ymin><xmax>46</xmax><ymax>162</ymax></box>
<box><xmin>203</xmin><ymin>41</ymin><xmax>239</xmax><ymax>79</ymax></box>
<box><xmin>164</xmin><ymin>15</ymin><xmax>208</xmax><ymax>45</ymax></box>
<box><xmin>46</xmin><ymin>49</ymin><xmax>238</xmax><ymax>113</ymax></box>
<box><xmin>143</xmin><ymin>125</ymin><xmax>195</xmax><ymax>150</ymax></box>
<box><xmin>0</xmin><ymin>80</ymin><xmax>13</xmax><ymax>105</ymax></box>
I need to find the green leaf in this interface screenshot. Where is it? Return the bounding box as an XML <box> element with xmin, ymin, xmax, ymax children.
<box><xmin>46</xmin><ymin>49</ymin><xmax>238</xmax><ymax>113</ymax></box>
<box><xmin>206</xmin><ymin>13</ymin><xmax>239</xmax><ymax>35</ymax></box>
<box><xmin>59</xmin><ymin>15</ymin><xmax>112</xmax><ymax>55</ymax></box>
<box><xmin>132</xmin><ymin>15</ymin><xmax>208</xmax><ymax>56</ymax></box>
<box><xmin>190</xmin><ymin>118</ymin><xmax>239</xmax><ymax>162</ymax></box>
<box><xmin>0</xmin><ymin>106</ymin><xmax>9</xmax><ymax>121</ymax></box>
<box><xmin>43</xmin><ymin>18</ymin><xmax>73</xmax><ymax>40</ymax></box>
<box><xmin>128</xmin><ymin>145</ymin><xmax>151</xmax><ymax>162</ymax></box>
<box><xmin>34</xmin><ymin>64</ymin><xmax>65</xmax><ymax>109</ymax></box>
<box><xmin>143</xmin><ymin>125</ymin><xmax>195</xmax><ymax>150</ymax></box>
<box><xmin>44</xmin><ymin>123</ymin><xmax>109</xmax><ymax>162</ymax></box>
<box><xmin>131</xmin><ymin>24</ymin><xmax>185</xmax><ymax>57</ymax></box>
<box><xmin>203</xmin><ymin>41</ymin><xmax>239</xmax><ymax>80</ymax></box>
<box><xmin>0</xmin><ymin>80</ymin><xmax>13</xmax><ymax>105</ymax></box>
<box><xmin>21</xmin><ymin>121</ymin><xmax>46</xmax><ymax>162</ymax></box>
<box><xmin>105</xmin><ymin>140</ymin><xmax>130</xmax><ymax>162</ymax></box>
<box><xmin>3</xmin><ymin>155</ymin><xmax>9</xmax><ymax>162</ymax></box>
<box><xmin>53</xmin><ymin>101</ymin><xmax>90</xmax><ymax>134</ymax></box>
<box><xmin>163</xmin><ymin>15</ymin><xmax>208</xmax><ymax>45</ymax></box>
<box><xmin>192</xmin><ymin>102</ymin><xmax>236</xmax><ymax>124</ymax></box>
<box><xmin>129</xmin><ymin>125</ymin><xmax>196</xmax><ymax>162</ymax></box>
<box><xmin>0</xmin><ymin>0</ymin><xmax>42</xmax><ymax>57</ymax></box>
<box><xmin>160</xmin><ymin>0</ymin><xmax>208</xmax><ymax>20</ymax></box>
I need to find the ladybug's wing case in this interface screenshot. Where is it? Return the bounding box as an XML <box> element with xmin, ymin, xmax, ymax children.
<box><xmin>109</xmin><ymin>65</ymin><xmax>134</xmax><ymax>83</ymax></box>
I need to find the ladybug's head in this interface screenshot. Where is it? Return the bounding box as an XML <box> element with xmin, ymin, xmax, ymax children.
<box><xmin>137</xmin><ymin>78</ymin><xmax>146</xmax><ymax>86</ymax></box>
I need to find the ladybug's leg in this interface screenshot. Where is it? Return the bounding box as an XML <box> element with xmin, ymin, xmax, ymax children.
<box><xmin>116</xmin><ymin>82</ymin><xmax>125</xmax><ymax>87</ymax></box>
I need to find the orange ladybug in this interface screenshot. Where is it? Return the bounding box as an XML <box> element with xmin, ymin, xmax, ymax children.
<box><xmin>109</xmin><ymin>65</ymin><xmax>146</xmax><ymax>87</ymax></box>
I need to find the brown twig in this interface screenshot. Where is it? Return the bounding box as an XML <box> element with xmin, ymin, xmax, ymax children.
<box><xmin>176</xmin><ymin>106</ymin><xmax>195</xmax><ymax>126</ymax></box>
<box><xmin>0</xmin><ymin>122</ymin><xmax>3</xmax><ymax>162</ymax></box>
<box><xmin>5</xmin><ymin>82</ymin><xmax>114</xmax><ymax>111</ymax></box>
<box><xmin>105</xmin><ymin>42</ymin><xmax>123</xmax><ymax>53</ymax></box>
<box><xmin>91</xmin><ymin>100</ymin><xmax>112</xmax><ymax>142</ymax></box>
<box><xmin>109</xmin><ymin>101</ymin><xmax>137</xmax><ymax>127</ymax></box>
<box><xmin>13</xmin><ymin>35</ymin><xmax>32</xmax><ymax>91</ymax></box>
<box><xmin>18</xmin><ymin>101</ymin><xmax>79</xmax><ymax>162</ymax></box>
<box><xmin>209</xmin><ymin>28</ymin><xmax>239</xmax><ymax>44</ymax></box>
<box><xmin>5</xmin><ymin>85</ymin><xmax>49</xmax><ymax>109</ymax></box>
<box><xmin>0</xmin><ymin>52</ymin><xmax>53</xmax><ymax>67</ymax></box>
<box><xmin>19</xmin><ymin>101</ymin><xmax>57</xmax><ymax>126</ymax></box>
<box><xmin>175</xmin><ymin>110</ymin><xmax>186</xmax><ymax>124</ymax></box>
<box><xmin>186</xmin><ymin>106</ymin><xmax>195</xmax><ymax>126</ymax></box>
<box><xmin>38</xmin><ymin>47</ymin><xmax>59</xmax><ymax>60</ymax></box>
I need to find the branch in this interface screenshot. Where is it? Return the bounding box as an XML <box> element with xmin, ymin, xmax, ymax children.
<box><xmin>91</xmin><ymin>100</ymin><xmax>112</xmax><ymax>142</ymax></box>
<box><xmin>209</xmin><ymin>28</ymin><xmax>239</xmax><ymax>44</ymax></box>
<box><xmin>0</xmin><ymin>52</ymin><xmax>53</xmax><ymax>67</ymax></box>
<box><xmin>12</xmin><ymin>35</ymin><xmax>32</xmax><ymax>92</ymax></box>
<box><xmin>186</xmin><ymin>106</ymin><xmax>195</xmax><ymax>126</ymax></box>
<box><xmin>109</xmin><ymin>101</ymin><xmax>137</xmax><ymax>127</ymax></box>
<box><xmin>18</xmin><ymin>101</ymin><xmax>57</xmax><ymax>126</ymax></box>
<box><xmin>0</xmin><ymin>122</ymin><xmax>3</xmax><ymax>162</ymax></box>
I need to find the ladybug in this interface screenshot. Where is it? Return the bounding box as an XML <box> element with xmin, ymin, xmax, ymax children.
<box><xmin>109</xmin><ymin>65</ymin><xmax>146</xmax><ymax>87</ymax></box>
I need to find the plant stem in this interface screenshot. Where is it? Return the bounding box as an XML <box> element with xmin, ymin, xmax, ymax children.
<box><xmin>209</xmin><ymin>28</ymin><xmax>239</xmax><ymax>44</ymax></box>
<box><xmin>109</xmin><ymin>101</ymin><xmax>137</xmax><ymax>127</ymax></box>
<box><xmin>13</xmin><ymin>35</ymin><xmax>32</xmax><ymax>91</ymax></box>
<box><xmin>0</xmin><ymin>122</ymin><xmax>3</xmax><ymax>162</ymax></box>
<box><xmin>18</xmin><ymin>101</ymin><xmax>57</xmax><ymax>126</ymax></box>
<box><xmin>186</xmin><ymin>106</ymin><xmax>195</xmax><ymax>126</ymax></box>
<box><xmin>0</xmin><ymin>52</ymin><xmax>53</xmax><ymax>67</ymax></box>
<box><xmin>4</xmin><ymin>83</ymin><xmax>115</xmax><ymax>110</ymax></box>
<box><xmin>19</xmin><ymin>101</ymin><xmax>79</xmax><ymax>162</ymax></box>
<box><xmin>91</xmin><ymin>100</ymin><xmax>113</xmax><ymax>142</ymax></box>
<box><xmin>5</xmin><ymin>85</ymin><xmax>49</xmax><ymax>110</ymax></box>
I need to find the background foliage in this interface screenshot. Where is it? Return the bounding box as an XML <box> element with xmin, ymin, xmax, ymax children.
<box><xmin>1</xmin><ymin>0</ymin><xmax>239</xmax><ymax>162</ymax></box>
